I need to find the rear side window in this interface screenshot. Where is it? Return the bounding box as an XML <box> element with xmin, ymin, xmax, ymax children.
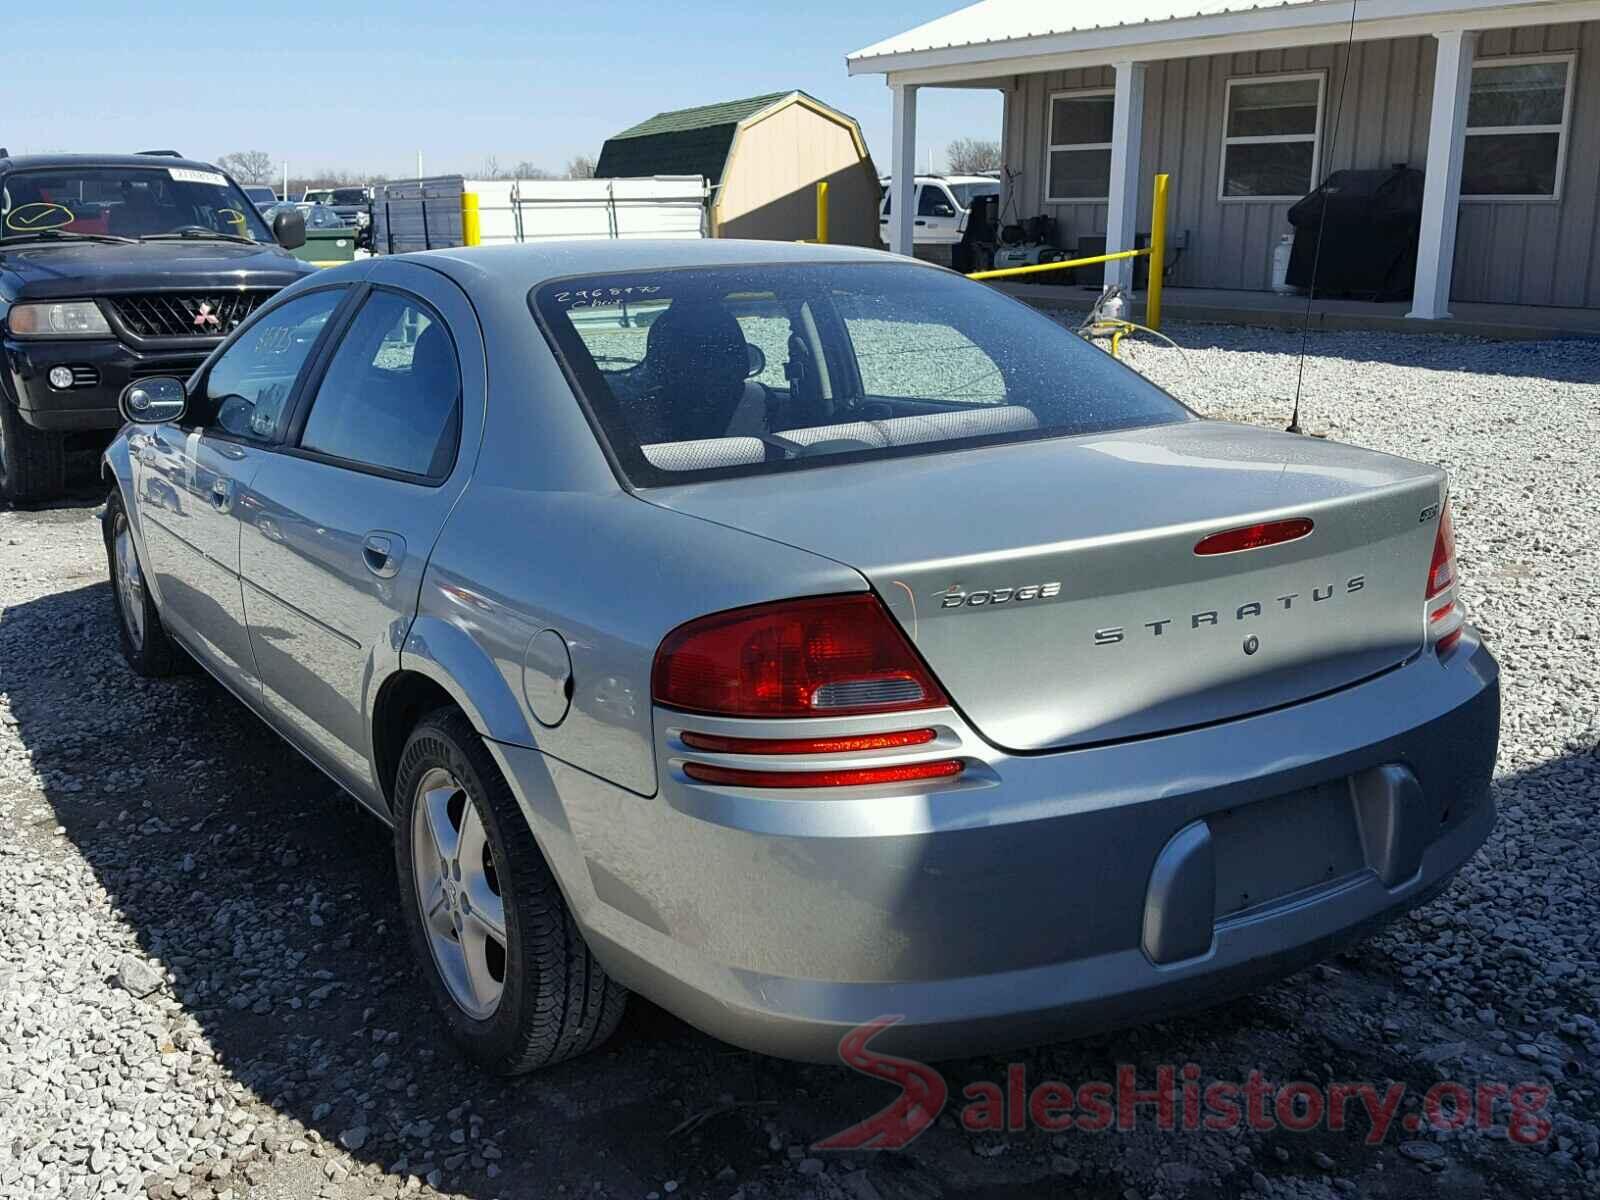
<box><xmin>298</xmin><ymin>291</ymin><xmax>461</xmax><ymax>479</ymax></box>
<box><xmin>532</xmin><ymin>262</ymin><xmax>1188</xmax><ymax>486</ymax></box>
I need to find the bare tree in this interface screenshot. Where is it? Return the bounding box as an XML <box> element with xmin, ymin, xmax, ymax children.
<box><xmin>217</xmin><ymin>150</ymin><xmax>275</xmax><ymax>184</ymax></box>
<box><xmin>946</xmin><ymin>137</ymin><xmax>1001</xmax><ymax>175</ymax></box>
<box><xmin>512</xmin><ymin>161</ymin><xmax>554</xmax><ymax>180</ymax></box>
<box><xmin>566</xmin><ymin>154</ymin><xmax>597</xmax><ymax>180</ymax></box>
<box><xmin>481</xmin><ymin>155</ymin><xmax>503</xmax><ymax>179</ymax></box>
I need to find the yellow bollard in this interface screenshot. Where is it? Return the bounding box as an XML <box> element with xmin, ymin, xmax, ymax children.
<box><xmin>815</xmin><ymin>181</ymin><xmax>829</xmax><ymax>244</ymax></box>
<box><xmin>1147</xmin><ymin>173</ymin><xmax>1169</xmax><ymax>331</ymax></box>
<box><xmin>461</xmin><ymin>191</ymin><xmax>482</xmax><ymax>247</ymax></box>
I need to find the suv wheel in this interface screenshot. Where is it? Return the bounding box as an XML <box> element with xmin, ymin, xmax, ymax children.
<box><xmin>394</xmin><ymin>709</ymin><xmax>627</xmax><ymax>1074</ymax></box>
<box><xmin>0</xmin><ymin>400</ymin><xmax>67</xmax><ymax>504</ymax></box>
<box><xmin>102</xmin><ymin>489</ymin><xmax>186</xmax><ymax>676</ymax></box>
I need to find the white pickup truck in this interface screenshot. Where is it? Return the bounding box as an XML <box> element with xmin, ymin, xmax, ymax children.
<box><xmin>878</xmin><ymin>174</ymin><xmax>1000</xmax><ymax>255</ymax></box>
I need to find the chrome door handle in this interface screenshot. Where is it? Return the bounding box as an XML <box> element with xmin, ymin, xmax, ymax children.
<box><xmin>210</xmin><ymin>478</ymin><xmax>233</xmax><ymax>512</ymax></box>
<box><xmin>362</xmin><ymin>531</ymin><xmax>405</xmax><ymax>579</ymax></box>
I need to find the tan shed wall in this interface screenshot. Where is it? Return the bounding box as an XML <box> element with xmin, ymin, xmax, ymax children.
<box><xmin>715</xmin><ymin>104</ymin><xmax>881</xmax><ymax>246</ymax></box>
<box><xmin>1001</xmin><ymin>22</ymin><xmax>1600</xmax><ymax>307</ymax></box>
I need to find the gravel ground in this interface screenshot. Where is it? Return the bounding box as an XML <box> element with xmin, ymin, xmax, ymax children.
<box><xmin>2</xmin><ymin>323</ymin><xmax>1599</xmax><ymax>1200</ymax></box>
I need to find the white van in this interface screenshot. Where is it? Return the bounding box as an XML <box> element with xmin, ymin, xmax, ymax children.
<box><xmin>878</xmin><ymin>174</ymin><xmax>1000</xmax><ymax>252</ymax></box>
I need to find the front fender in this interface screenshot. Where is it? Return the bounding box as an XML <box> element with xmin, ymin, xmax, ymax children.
<box><xmin>400</xmin><ymin>613</ymin><xmax>536</xmax><ymax>749</ymax></box>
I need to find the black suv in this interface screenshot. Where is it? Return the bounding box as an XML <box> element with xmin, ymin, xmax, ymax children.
<box><xmin>1</xmin><ymin>152</ymin><xmax>314</xmax><ymax>501</ymax></box>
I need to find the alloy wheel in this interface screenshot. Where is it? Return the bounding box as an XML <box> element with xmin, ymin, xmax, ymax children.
<box><xmin>410</xmin><ymin>767</ymin><xmax>507</xmax><ymax>1019</ymax></box>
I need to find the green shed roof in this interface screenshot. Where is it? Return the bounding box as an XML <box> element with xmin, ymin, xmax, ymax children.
<box><xmin>609</xmin><ymin>92</ymin><xmax>796</xmax><ymax>141</ymax></box>
<box><xmin>596</xmin><ymin>91</ymin><xmax>817</xmax><ymax>185</ymax></box>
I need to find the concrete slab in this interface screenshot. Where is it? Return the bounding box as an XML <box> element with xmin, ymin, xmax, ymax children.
<box><xmin>995</xmin><ymin>282</ymin><xmax>1600</xmax><ymax>341</ymax></box>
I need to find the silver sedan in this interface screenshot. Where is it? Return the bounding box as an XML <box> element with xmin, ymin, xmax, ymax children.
<box><xmin>100</xmin><ymin>240</ymin><xmax>1498</xmax><ymax>1072</ymax></box>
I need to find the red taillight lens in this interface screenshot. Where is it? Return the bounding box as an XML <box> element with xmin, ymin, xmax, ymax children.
<box><xmin>1427</xmin><ymin>503</ymin><xmax>1456</xmax><ymax>599</ymax></box>
<box><xmin>683</xmin><ymin>758</ymin><xmax>964</xmax><ymax>789</ymax></box>
<box><xmin>679</xmin><ymin>728</ymin><xmax>937</xmax><ymax>755</ymax></box>
<box><xmin>653</xmin><ymin>594</ymin><xmax>945</xmax><ymax>718</ymax></box>
<box><xmin>1193</xmin><ymin>518</ymin><xmax>1314</xmax><ymax>556</ymax></box>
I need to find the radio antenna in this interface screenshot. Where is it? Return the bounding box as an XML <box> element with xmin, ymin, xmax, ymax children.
<box><xmin>1288</xmin><ymin>0</ymin><xmax>1360</xmax><ymax>434</ymax></box>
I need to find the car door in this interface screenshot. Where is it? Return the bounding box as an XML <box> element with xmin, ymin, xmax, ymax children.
<box><xmin>131</xmin><ymin>287</ymin><xmax>347</xmax><ymax>697</ymax></box>
<box><xmin>916</xmin><ymin>183</ymin><xmax>961</xmax><ymax>245</ymax></box>
<box><xmin>237</xmin><ymin>261</ymin><xmax>484</xmax><ymax>807</ymax></box>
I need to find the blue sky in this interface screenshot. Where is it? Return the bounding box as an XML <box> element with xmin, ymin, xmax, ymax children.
<box><xmin>7</xmin><ymin>1</ymin><xmax>999</xmax><ymax>179</ymax></box>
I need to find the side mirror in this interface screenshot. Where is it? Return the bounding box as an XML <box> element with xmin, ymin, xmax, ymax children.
<box><xmin>745</xmin><ymin>343</ymin><xmax>767</xmax><ymax>379</ymax></box>
<box><xmin>273</xmin><ymin>208</ymin><xmax>306</xmax><ymax>251</ymax></box>
<box><xmin>119</xmin><ymin>377</ymin><xmax>187</xmax><ymax>425</ymax></box>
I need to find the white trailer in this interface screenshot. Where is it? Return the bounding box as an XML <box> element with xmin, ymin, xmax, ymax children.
<box><xmin>371</xmin><ymin>175</ymin><xmax>707</xmax><ymax>253</ymax></box>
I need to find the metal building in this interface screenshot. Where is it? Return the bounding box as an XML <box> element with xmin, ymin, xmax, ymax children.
<box><xmin>851</xmin><ymin>0</ymin><xmax>1600</xmax><ymax>316</ymax></box>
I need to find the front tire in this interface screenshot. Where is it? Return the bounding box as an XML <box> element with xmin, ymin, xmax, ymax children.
<box><xmin>0</xmin><ymin>400</ymin><xmax>67</xmax><ymax>504</ymax></box>
<box><xmin>394</xmin><ymin>708</ymin><xmax>626</xmax><ymax>1074</ymax></box>
<box><xmin>102</xmin><ymin>488</ymin><xmax>185</xmax><ymax>676</ymax></box>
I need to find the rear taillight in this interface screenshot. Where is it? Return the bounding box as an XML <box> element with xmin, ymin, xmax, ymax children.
<box><xmin>657</xmin><ymin>596</ymin><xmax>961</xmax><ymax>789</ymax></box>
<box><xmin>1427</xmin><ymin>503</ymin><xmax>1456</xmax><ymax>599</ymax></box>
<box><xmin>679</xmin><ymin>728</ymin><xmax>937</xmax><ymax>755</ymax></box>
<box><xmin>683</xmin><ymin>759</ymin><xmax>963</xmax><ymax>790</ymax></box>
<box><xmin>1426</xmin><ymin>502</ymin><xmax>1464</xmax><ymax>655</ymax></box>
<box><xmin>652</xmin><ymin>594</ymin><xmax>945</xmax><ymax>718</ymax></box>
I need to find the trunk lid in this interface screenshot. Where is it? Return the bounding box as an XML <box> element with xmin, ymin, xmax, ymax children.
<box><xmin>644</xmin><ymin>421</ymin><xmax>1446</xmax><ymax>751</ymax></box>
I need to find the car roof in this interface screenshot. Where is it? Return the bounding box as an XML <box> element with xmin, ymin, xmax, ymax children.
<box><xmin>0</xmin><ymin>153</ymin><xmax>234</xmax><ymax>175</ymax></box>
<box><xmin>407</xmin><ymin>238</ymin><xmax>919</xmax><ymax>287</ymax></box>
<box><xmin>344</xmin><ymin>240</ymin><xmax>938</xmax><ymax>321</ymax></box>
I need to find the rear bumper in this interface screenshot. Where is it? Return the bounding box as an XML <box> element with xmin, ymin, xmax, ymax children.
<box><xmin>4</xmin><ymin>337</ymin><xmax>211</xmax><ymax>432</ymax></box>
<box><xmin>492</xmin><ymin>634</ymin><xmax>1499</xmax><ymax>1063</ymax></box>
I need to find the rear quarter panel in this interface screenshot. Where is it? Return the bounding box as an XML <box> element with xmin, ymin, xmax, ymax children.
<box><xmin>415</xmin><ymin>486</ymin><xmax>866</xmax><ymax>796</ymax></box>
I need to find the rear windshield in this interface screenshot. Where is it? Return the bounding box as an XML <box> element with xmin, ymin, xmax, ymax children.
<box><xmin>533</xmin><ymin>262</ymin><xmax>1188</xmax><ymax>486</ymax></box>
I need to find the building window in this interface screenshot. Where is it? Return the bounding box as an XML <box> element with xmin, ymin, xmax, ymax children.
<box><xmin>1463</xmin><ymin>54</ymin><xmax>1574</xmax><ymax>198</ymax></box>
<box><xmin>1046</xmin><ymin>90</ymin><xmax>1114</xmax><ymax>202</ymax></box>
<box><xmin>1219</xmin><ymin>73</ymin><xmax>1325</xmax><ymax>200</ymax></box>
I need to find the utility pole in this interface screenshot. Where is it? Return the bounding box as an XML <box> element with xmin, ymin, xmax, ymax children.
<box><xmin>282</xmin><ymin>161</ymin><xmax>289</xmax><ymax>200</ymax></box>
<box><xmin>417</xmin><ymin>150</ymin><xmax>424</xmax><ymax>181</ymax></box>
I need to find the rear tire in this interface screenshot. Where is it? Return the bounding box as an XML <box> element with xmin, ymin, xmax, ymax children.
<box><xmin>102</xmin><ymin>488</ymin><xmax>185</xmax><ymax>677</ymax></box>
<box><xmin>0</xmin><ymin>400</ymin><xmax>67</xmax><ymax>504</ymax></box>
<box><xmin>394</xmin><ymin>708</ymin><xmax>627</xmax><ymax>1074</ymax></box>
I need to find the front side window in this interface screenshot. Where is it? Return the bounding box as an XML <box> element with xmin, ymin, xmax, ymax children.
<box><xmin>533</xmin><ymin>263</ymin><xmax>1189</xmax><ymax>486</ymax></box>
<box><xmin>298</xmin><ymin>291</ymin><xmax>461</xmax><ymax>479</ymax></box>
<box><xmin>0</xmin><ymin>165</ymin><xmax>277</xmax><ymax>243</ymax></box>
<box><xmin>197</xmin><ymin>289</ymin><xmax>344</xmax><ymax>441</ymax></box>
<box><xmin>1046</xmin><ymin>92</ymin><xmax>1114</xmax><ymax>202</ymax></box>
<box><xmin>917</xmin><ymin>186</ymin><xmax>956</xmax><ymax>217</ymax></box>
<box><xmin>1220</xmin><ymin>75</ymin><xmax>1324</xmax><ymax>199</ymax></box>
<box><xmin>1463</xmin><ymin>56</ymin><xmax>1573</xmax><ymax>197</ymax></box>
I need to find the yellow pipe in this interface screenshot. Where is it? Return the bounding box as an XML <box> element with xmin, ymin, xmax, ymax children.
<box><xmin>967</xmin><ymin>247</ymin><xmax>1145</xmax><ymax>282</ymax></box>
<box><xmin>815</xmin><ymin>180</ymin><xmax>829</xmax><ymax>245</ymax></box>
<box><xmin>1147</xmin><ymin>173</ymin><xmax>1169</xmax><ymax>331</ymax></box>
<box><xmin>461</xmin><ymin>191</ymin><xmax>482</xmax><ymax>247</ymax></box>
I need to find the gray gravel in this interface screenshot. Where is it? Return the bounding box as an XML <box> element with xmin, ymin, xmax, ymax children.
<box><xmin>2</xmin><ymin>323</ymin><xmax>1598</xmax><ymax>1200</ymax></box>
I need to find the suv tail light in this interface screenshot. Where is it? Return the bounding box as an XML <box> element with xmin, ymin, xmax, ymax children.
<box><xmin>653</xmin><ymin>594</ymin><xmax>946</xmax><ymax>718</ymax></box>
<box><xmin>1426</xmin><ymin>502</ymin><xmax>1464</xmax><ymax>655</ymax></box>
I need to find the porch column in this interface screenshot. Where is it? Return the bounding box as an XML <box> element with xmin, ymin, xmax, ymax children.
<box><xmin>1409</xmin><ymin>30</ymin><xmax>1477</xmax><ymax>319</ymax></box>
<box><xmin>888</xmin><ymin>83</ymin><xmax>919</xmax><ymax>256</ymax></box>
<box><xmin>1104</xmin><ymin>61</ymin><xmax>1147</xmax><ymax>291</ymax></box>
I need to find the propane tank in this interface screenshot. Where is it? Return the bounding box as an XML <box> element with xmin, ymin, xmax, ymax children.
<box><xmin>1271</xmin><ymin>233</ymin><xmax>1297</xmax><ymax>294</ymax></box>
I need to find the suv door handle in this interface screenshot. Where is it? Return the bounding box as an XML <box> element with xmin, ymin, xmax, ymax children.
<box><xmin>209</xmin><ymin>478</ymin><xmax>233</xmax><ymax>512</ymax></box>
<box><xmin>362</xmin><ymin>531</ymin><xmax>405</xmax><ymax>579</ymax></box>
